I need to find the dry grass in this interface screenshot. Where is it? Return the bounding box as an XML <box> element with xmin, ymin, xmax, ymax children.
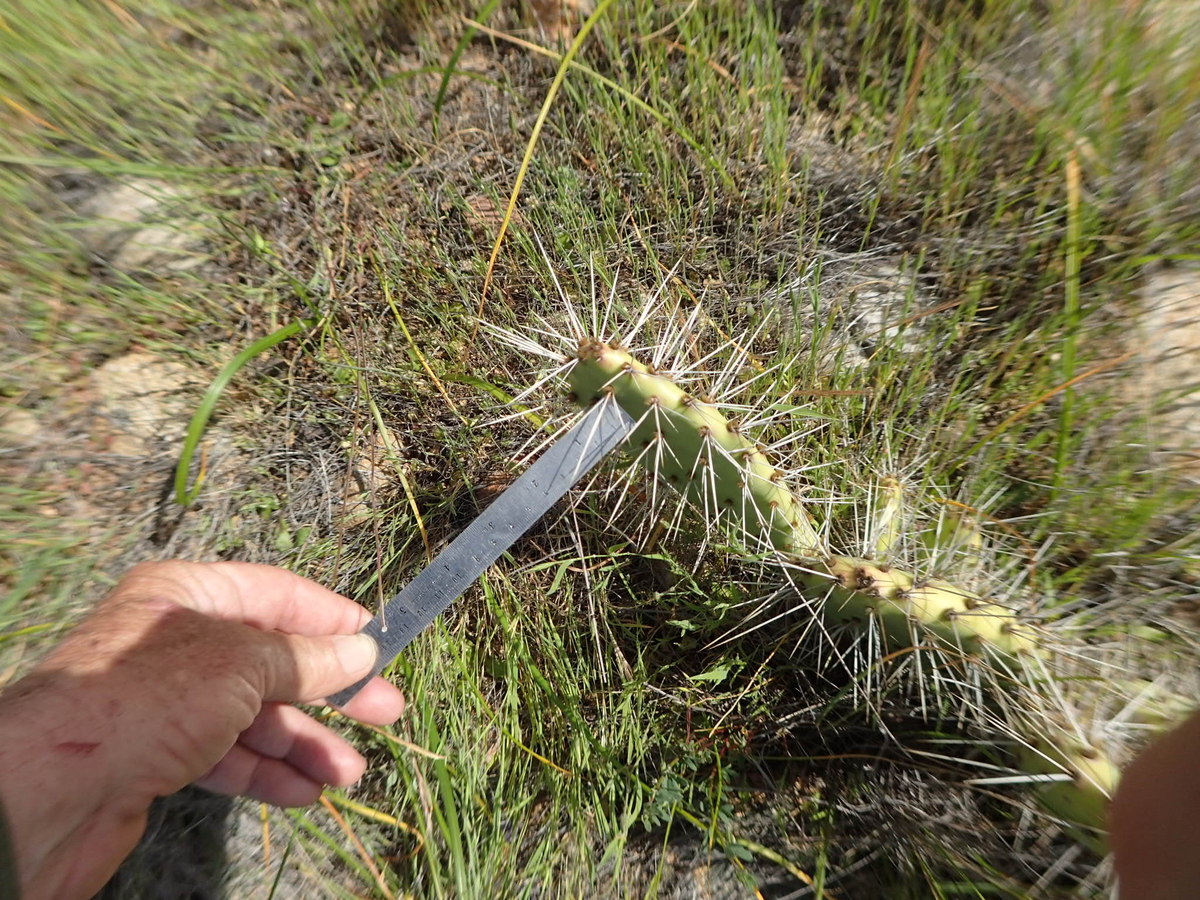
<box><xmin>2</xmin><ymin>1</ymin><xmax>1199</xmax><ymax>896</ymax></box>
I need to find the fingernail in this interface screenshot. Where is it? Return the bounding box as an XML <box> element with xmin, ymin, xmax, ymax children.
<box><xmin>333</xmin><ymin>633</ymin><xmax>378</xmax><ymax>674</ymax></box>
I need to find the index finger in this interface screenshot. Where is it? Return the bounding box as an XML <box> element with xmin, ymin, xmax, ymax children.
<box><xmin>114</xmin><ymin>560</ymin><xmax>373</xmax><ymax>636</ymax></box>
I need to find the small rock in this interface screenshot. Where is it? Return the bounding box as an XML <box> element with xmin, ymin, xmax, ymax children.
<box><xmin>89</xmin><ymin>351</ymin><xmax>197</xmax><ymax>457</ymax></box>
<box><xmin>0</xmin><ymin>406</ymin><xmax>42</xmax><ymax>448</ymax></box>
<box><xmin>1132</xmin><ymin>263</ymin><xmax>1200</xmax><ymax>472</ymax></box>
<box><xmin>341</xmin><ymin>428</ymin><xmax>403</xmax><ymax>526</ymax></box>
<box><xmin>525</xmin><ymin>0</ymin><xmax>595</xmax><ymax>42</ymax></box>
<box><xmin>76</xmin><ymin>179</ymin><xmax>204</xmax><ymax>272</ymax></box>
<box><xmin>463</xmin><ymin>192</ymin><xmax>519</xmax><ymax>240</ymax></box>
<box><xmin>111</xmin><ymin>220</ymin><xmax>205</xmax><ymax>272</ymax></box>
<box><xmin>767</xmin><ymin>252</ymin><xmax>930</xmax><ymax>369</ymax></box>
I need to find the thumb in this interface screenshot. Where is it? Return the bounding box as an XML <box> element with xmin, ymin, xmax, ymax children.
<box><xmin>257</xmin><ymin>631</ymin><xmax>378</xmax><ymax>703</ymax></box>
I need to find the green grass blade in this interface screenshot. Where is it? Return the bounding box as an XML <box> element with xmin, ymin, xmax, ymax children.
<box><xmin>173</xmin><ymin>318</ymin><xmax>317</xmax><ymax>506</ymax></box>
<box><xmin>432</xmin><ymin>0</ymin><xmax>503</xmax><ymax>138</ymax></box>
<box><xmin>472</xmin><ymin>0</ymin><xmax>620</xmax><ymax>344</ymax></box>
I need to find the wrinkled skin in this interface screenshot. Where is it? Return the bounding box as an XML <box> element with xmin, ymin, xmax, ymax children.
<box><xmin>0</xmin><ymin>561</ymin><xmax>404</xmax><ymax>900</ymax></box>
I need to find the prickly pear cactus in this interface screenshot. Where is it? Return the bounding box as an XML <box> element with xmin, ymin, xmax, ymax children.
<box><xmin>563</xmin><ymin>335</ymin><xmax>1123</xmax><ymax>843</ymax></box>
<box><xmin>816</xmin><ymin>557</ymin><xmax>1040</xmax><ymax>659</ymax></box>
<box><xmin>1019</xmin><ymin>739</ymin><xmax>1120</xmax><ymax>854</ymax></box>
<box><xmin>568</xmin><ymin>338</ymin><xmax>1037</xmax><ymax>662</ymax></box>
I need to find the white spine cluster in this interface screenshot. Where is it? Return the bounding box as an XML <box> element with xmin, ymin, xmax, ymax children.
<box><xmin>486</xmin><ymin>259</ymin><xmax>1191</xmax><ymax>855</ymax></box>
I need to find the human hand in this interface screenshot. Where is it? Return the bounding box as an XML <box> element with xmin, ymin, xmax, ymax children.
<box><xmin>0</xmin><ymin>560</ymin><xmax>404</xmax><ymax>900</ymax></box>
<box><xmin>1111</xmin><ymin>709</ymin><xmax>1200</xmax><ymax>900</ymax></box>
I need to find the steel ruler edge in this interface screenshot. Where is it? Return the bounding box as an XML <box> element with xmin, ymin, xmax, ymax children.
<box><xmin>328</xmin><ymin>400</ymin><xmax>634</xmax><ymax>707</ymax></box>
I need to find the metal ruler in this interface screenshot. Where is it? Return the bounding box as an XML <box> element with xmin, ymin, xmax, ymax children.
<box><xmin>328</xmin><ymin>400</ymin><xmax>634</xmax><ymax>707</ymax></box>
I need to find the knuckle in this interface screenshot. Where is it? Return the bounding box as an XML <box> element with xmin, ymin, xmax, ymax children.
<box><xmin>113</xmin><ymin>559</ymin><xmax>195</xmax><ymax>603</ymax></box>
<box><xmin>124</xmin><ymin>559</ymin><xmax>192</xmax><ymax>582</ymax></box>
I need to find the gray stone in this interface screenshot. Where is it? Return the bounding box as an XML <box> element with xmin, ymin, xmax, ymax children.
<box><xmin>76</xmin><ymin>179</ymin><xmax>205</xmax><ymax>272</ymax></box>
<box><xmin>0</xmin><ymin>406</ymin><xmax>42</xmax><ymax>449</ymax></box>
<box><xmin>1132</xmin><ymin>263</ymin><xmax>1200</xmax><ymax>473</ymax></box>
<box><xmin>89</xmin><ymin>351</ymin><xmax>197</xmax><ymax>457</ymax></box>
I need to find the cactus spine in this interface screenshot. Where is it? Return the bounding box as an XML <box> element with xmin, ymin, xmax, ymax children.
<box><xmin>569</xmin><ymin>337</ymin><xmax>821</xmax><ymax>555</ymax></box>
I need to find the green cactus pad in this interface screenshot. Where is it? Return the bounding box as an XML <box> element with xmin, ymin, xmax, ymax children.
<box><xmin>1019</xmin><ymin>741</ymin><xmax>1119</xmax><ymax>852</ymax></box>
<box><xmin>569</xmin><ymin>339</ymin><xmax>820</xmax><ymax>554</ymax></box>
<box><xmin>812</xmin><ymin>558</ymin><xmax>1036</xmax><ymax>659</ymax></box>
